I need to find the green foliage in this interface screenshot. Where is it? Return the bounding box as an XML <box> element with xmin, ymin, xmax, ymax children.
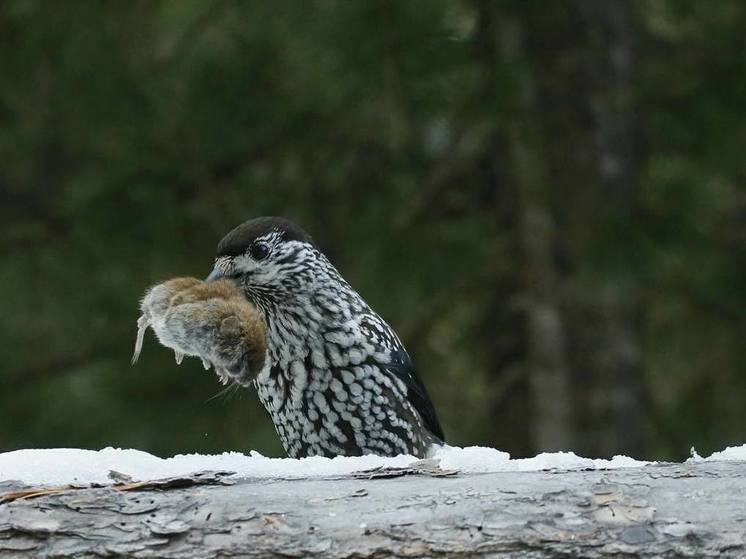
<box><xmin>0</xmin><ymin>0</ymin><xmax>744</xmax><ymax>459</ymax></box>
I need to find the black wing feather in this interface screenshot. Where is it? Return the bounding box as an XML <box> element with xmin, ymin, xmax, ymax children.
<box><xmin>387</xmin><ymin>347</ymin><xmax>445</xmax><ymax>442</ymax></box>
<box><xmin>359</xmin><ymin>314</ymin><xmax>445</xmax><ymax>442</ymax></box>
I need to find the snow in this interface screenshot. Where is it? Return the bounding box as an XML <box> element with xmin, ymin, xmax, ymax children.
<box><xmin>0</xmin><ymin>448</ymin><xmax>413</xmax><ymax>486</ymax></box>
<box><xmin>434</xmin><ymin>445</ymin><xmax>648</xmax><ymax>473</ymax></box>
<box><xmin>690</xmin><ymin>444</ymin><xmax>746</xmax><ymax>463</ymax></box>
<box><xmin>0</xmin><ymin>444</ymin><xmax>742</xmax><ymax>487</ymax></box>
<box><xmin>1</xmin><ymin>445</ymin><xmax>652</xmax><ymax>487</ymax></box>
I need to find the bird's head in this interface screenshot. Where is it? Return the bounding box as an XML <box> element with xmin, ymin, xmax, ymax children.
<box><xmin>206</xmin><ymin>217</ymin><xmax>323</xmax><ymax>300</ymax></box>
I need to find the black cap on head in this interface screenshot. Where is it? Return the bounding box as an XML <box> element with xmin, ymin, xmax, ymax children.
<box><xmin>216</xmin><ymin>217</ymin><xmax>315</xmax><ymax>257</ymax></box>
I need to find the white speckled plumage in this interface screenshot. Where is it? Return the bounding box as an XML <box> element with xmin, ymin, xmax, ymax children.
<box><xmin>208</xmin><ymin>217</ymin><xmax>444</xmax><ymax>458</ymax></box>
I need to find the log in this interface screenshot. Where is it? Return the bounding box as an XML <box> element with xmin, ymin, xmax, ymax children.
<box><xmin>1</xmin><ymin>460</ymin><xmax>745</xmax><ymax>558</ymax></box>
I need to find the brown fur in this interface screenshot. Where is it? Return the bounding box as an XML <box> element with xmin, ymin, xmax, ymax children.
<box><xmin>138</xmin><ymin>277</ymin><xmax>267</xmax><ymax>378</ymax></box>
<box><xmin>167</xmin><ymin>278</ymin><xmax>239</xmax><ymax>306</ymax></box>
<box><xmin>168</xmin><ymin>278</ymin><xmax>267</xmax><ymax>369</ymax></box>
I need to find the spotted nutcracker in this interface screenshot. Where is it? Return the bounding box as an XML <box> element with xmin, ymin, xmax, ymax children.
<box><xmin>138</xmin><ymin>217</ymin><xmax>444</xmax><ymax>458</ymax></box>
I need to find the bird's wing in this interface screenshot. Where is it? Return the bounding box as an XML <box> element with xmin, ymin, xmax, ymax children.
<box><xmin>359</xmin><ymin>314</ymin><xmax>445</xmax><ymax>442</ymax></box>
<box><xmin>386</xmin><ymin>347</ymin><xmax>445</xmax><ymax>442</ymax></box>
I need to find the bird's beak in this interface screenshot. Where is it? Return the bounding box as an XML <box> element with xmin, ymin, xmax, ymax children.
<box><xmin>205</xmin><ymin>267</ymin><xmax>224</xmax><ymax>283</ymax></box>
<box><xmin>206</xmin><ymin>256</ymin><xmax>234</xmax><ymax>282</ymax></box>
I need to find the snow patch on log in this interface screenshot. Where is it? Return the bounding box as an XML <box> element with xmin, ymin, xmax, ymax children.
<box><xmin>690</xmin><ymin>444</ymin><xmax>746</xmax><ymax>462</ymax></box>
<box><xmin>1</xmin><ymin>444</ymin><xmax>743</xmax><ymax>487</ymax></box>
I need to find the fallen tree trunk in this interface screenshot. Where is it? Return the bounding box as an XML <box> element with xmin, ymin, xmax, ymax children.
<box><xmin>1</xmin><ymin>460</ymin><xmax>745</xmax><ymax>558</ymax></box>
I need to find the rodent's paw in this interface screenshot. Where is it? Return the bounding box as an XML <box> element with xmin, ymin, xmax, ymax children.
<box><xmin>214</xmin><ymin>366</ymin><xmax>233</xmax><ymax>386</ymax></box>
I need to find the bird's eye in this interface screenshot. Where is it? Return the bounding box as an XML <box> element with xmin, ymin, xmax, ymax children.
<box><xmin>249</xmin><ymin>242</ymin><xmax>270</xmax><ymax>261</ymax></box>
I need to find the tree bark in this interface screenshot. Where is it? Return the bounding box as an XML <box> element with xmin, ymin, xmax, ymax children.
<box><xmin>1</xmin><ymin>461</ymin><xmax>745</xmax><ymax>558</ymax></box>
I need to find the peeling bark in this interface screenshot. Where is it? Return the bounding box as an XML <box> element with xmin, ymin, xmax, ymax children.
<box><xmin>1</xmin><ymin>461</ymin><xmax>745</xmax><ymax>558</ymax></box>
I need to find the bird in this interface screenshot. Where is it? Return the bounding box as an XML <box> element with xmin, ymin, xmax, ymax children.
<box><xmin>204</xmin><ymin>216</ymin><xmax>445</xmax><ymax>458</ymax></box>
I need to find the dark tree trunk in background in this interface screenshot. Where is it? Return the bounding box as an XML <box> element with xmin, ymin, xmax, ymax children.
<box><xmin>577</xmin><ymin>0</ymin><xmax>645</xmax><ymax>457</ymax></box>
<box><xmin>497</xmin><ymin>13</ymin><xmax>576</xmax><ymax>452</ymax></box>
<box><xmin>466</xmin><ymin>0</ymin><xmax>646</xmax><ymax>457</ymax></box>
<box><xmin>511</xmin><ymin>0</ymin><xmax>645</xmax><ymax>457</ymax></box>
<box><xmin>471</xmin><ymin>0</ymin><xmax>534</xmax><ymax>457</ymax></box>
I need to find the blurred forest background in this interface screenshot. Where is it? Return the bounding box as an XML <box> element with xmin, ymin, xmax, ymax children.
<box><xmin>1</xmin><ymin>0</ymin><xmax>745</xmax><ymax>461</ymax></box>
